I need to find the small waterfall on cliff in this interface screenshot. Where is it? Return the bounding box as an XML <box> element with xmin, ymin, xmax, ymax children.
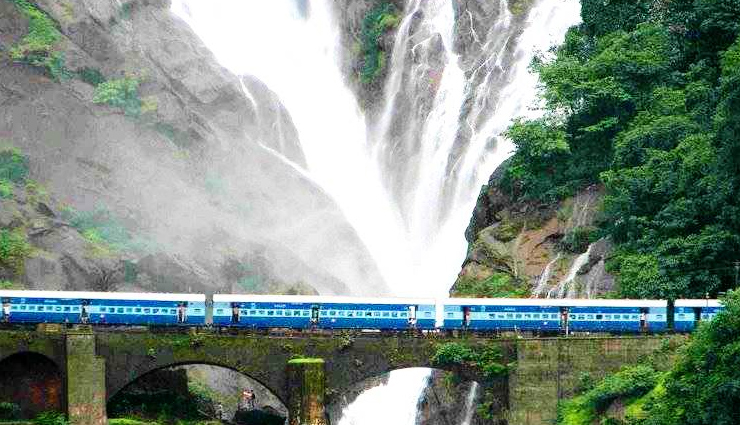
<box><xmin>549</xmin><ymin>245</ymin><xmax>592</xmax><ymax>299</ymax></box>
<box><xmin>532</xmin><ymin>254</ymin><xmax>561</xmax><ymax>298</ymax></box>
<box><xmin>460</xmin><ymin>382</ymin><xmax>481</xmax><ymax>425</ymax></box>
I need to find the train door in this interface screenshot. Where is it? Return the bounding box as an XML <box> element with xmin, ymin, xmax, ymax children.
<box><xmin>231</xmin><ymin>302</ymin><xmax>240</xmax><ymax>324</ymax></box>
<box><xmin>640</xmin><ymin>308</ymin><xmax>649</xmax><ymax>332</ymax></box>
<box><xmin>80</xmin><ymin>300</ymin><xmax>89</xmax><ymax>324</ymax></box>
<box><xmin>310</xmin><ymin>305</ymin><xmax>320</xmax><ymax>325</ymax></box>
<box><xmin>408</xmin><ymin>305</ymin><xmax>417</xmax><ymax>328</ymax></box>
<box><xmin>560</xmin><ymin>307</ymin><xmax>569</xmax><ymax>335</ymax></box>
<box><xmin>693</xmin><ymin>307</ymin><xmax>702</xmax><ymax>323</ymax></box>
<box><xmin>462</xmin><ymin>306</ymin><xmax>472</xmax><ymax>328</ymax></box>
<box><xmin>1</xmin><ymin>298</ymin><xmax>10</xmax><ymax>323</ymax></box>
<box><xmin>178</xmin><ymin>302</ymin><xmax>188</xmax><ymax>324</ymax></box>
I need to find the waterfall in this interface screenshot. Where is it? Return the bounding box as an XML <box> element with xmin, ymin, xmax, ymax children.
<box><xmin>337</xmin><ymin>369</ymin><xmax>430</xmax><ymax>425</ymax></box>
<box><xmin>532</xmin><ymin>253</ymin><xmax>561</xmax><ymax>298</ymax></box>
<box><xmin>549</xmin><ymin>244</ymin><xmax>592</xmax><ymax>299</ymax></box>
<box><xmin>460</xmin><ymin>382</ymin><xmax>481</xmax><ymax>425</ymax></box>
<box><xmin>170</xmin><ymin>0</ymin><xmax>580</xmax><ymax>421</ymax></box>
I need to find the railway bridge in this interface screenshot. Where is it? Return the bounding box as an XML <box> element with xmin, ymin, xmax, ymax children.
<box><xmin>0</xmin><ymin>327</ymin><xmax>681</xmax><ymax>425</ymax></box>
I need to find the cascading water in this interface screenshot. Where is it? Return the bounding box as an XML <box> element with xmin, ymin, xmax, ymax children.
<box><xmin>460</xmin><ymin>382</ymin><xmax>481</xmax><ymax>425</ymax></box>
<box><xmin>171</xmin><ymin>0</ymin><xmax>579</xmax><ymax>421</ymax></box>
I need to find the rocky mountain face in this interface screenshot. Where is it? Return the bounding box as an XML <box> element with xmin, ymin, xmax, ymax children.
<box><xmin>455</xmin><ymin>159</ymin><xmax>616</xmax><ymax>299</ymax></box>
<box><xmin>416</xmin><ymin>371</ymin><xmax>484</xmax><ymax>425</ymax></box>
<box><xmin>0</xmin><ymin>0</ymin><xmax>389</xmax><ymax>295</ymax></box>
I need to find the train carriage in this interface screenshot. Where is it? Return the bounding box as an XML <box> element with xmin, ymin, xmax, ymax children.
<box><xmin>0</xmin><ymin>290</ymin><xmax>206</xmax><ymax>326</ymax></box>
<box><xmin>561</xmin><ymin>299</ymin><xmax>667</xmax><ymax>333</ymax></box>
<box><xmin>213</xmin><ymin>294</ymin><xmax>436</xmax><ymax>330</ymax></box>
<box><xmin>674</xmin><ymin>299</ymin><xmax>724</xmax><ymax>332</ymax></box>
<box><xmin>442</xmin><ymin>298</ymin><xmax>562</xmax><ymax>331</ymax></box>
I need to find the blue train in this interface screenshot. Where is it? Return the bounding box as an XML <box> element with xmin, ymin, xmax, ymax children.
<box><xmin>0</xmin><ymin>290</ymin><xmax>724</xmax><ymax>333</ymax></box>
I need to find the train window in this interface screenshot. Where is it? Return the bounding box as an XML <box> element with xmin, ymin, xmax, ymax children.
<box><xmin>19</xmin><ymin>305</ymin><xmax>26</xmax><ymax>311</ymax></box>
<box><xmin>63</xmin><ymin>306</ymin><xmax>70</xmax><ymax>312</ymax></box>
<box><xmin>11</xmin><ymin>306</ymin><xmax>18</xmax><ymax>311</ymax></box>
<box><xmin>170</xmin><ymin>309</ymin><xmax>176</xmax><ymax>314</ymax></box>
<box><xmin>258</xmin><ymin>310</ymin><xmax>265</xmax><ymax>315</ymax></box>
<box><xmin>216</xmin><ymin>309</ymin><xmax>223</xmax><ymax>314</ymax></box>
<box><xmin>489</xmin><ymin>313</ymin><xmax>495</xmax><ymax>319</ymax></box>
<box><xmin>586</xmin><ymin>314</ymin><xmax>593</xmax><ymax>320</ymax></box>
<box><xmin>126</xmin><ymin>308</ymin><xmax>133</xmax><ymax>313</ymax></box>
<box><xmin>577</xmin><ymin>315</ymin><xmax>585</xmax><ymax>320</ymax></box>
<box><xmin>55</xmin><ymin>306</ymin><xmax>62</xmax><ymax>312</ymax></box>
<box><xmin>400</xmin><ymin>312</ymin><xmax>407</xmax><ymax>318</ymax></box>
<box><xmin>383</xmin><ymin>312</ymin><xmax>390</xmax><ymax>317</ymax></box>
<box><xmin>135</xmin><ymin>308</ymin><xmax>141</xmax><ymax>313</ymax></box>
<box><xmin>116</xmin><ymin>308</ymin><xmax>123</xmax><ymax>313</ymax></box>
<box><xmin>391</xmin><ymin>312</ymin><xmax>398</xmax><ymax>317</ymax></box>
<box><xmin>276</xmin><ymin>310</ymin><xmax>283</xmax><ymax>316</ymax></box>
<box><xmin>524</xmin><ymin>314</ymin><xmax>531</xmax><ymax>319</ymax></box>
<box><xmin>267</xmin><ymin>310</ymin><xmax>274</xmax><ymax>316</ymax></box>
<box><xmin>347</xmin><ymin>311</ymin><xmax>355</xmax><ymax>317</ymax></box>
<box><xmin>656</xmin><ymin>315</ymin><xmax>663</xmax><ymax>319</ymax></box>
<box><xmin>497</xmin><ymin>314</ymin><xmax>505</xmax><ymax>319</ymax></box>
<box><xmin>604</xmin><ymin>315</ymin><xmax>611</xmax><ymax>320</ymax></box>
<box><xmin>248</xmin><ymin>310</ymin><xmax>256</xmax><ymax>316</ymax></box>
<box><xmin>73</xmin><ymin>306</ymin><xmax>79</xmax><ymax>311</ymax></box>
<box><xmin>569</xmin><ymin>314</ymin><xmax>576</xmax><ymax>320</ymax></box>
<box><xmin>373</xmin><ymin>312</ymin><xmax>380</xmax><ymax>317</ymax></box>
<box><xmin>424</xmin><ymin>312</ymin><xmax>432</xmax><ymax>317</ymax></box>
<box><xmin>702</xmin><ymin>314</ymin><xmax>709</xmax><ymax>319</ymax></box>
<box><xmin>302</xmin><ymin>311</ymin><xmax>309</xmax><ymax>316</ymax></box>
<box><xmin>329</xmin><ymin>311</ymin><xmax>336</xmax><ymax>316</ymax></box>
<box><xmin>515</xmin><ymin>314</ymin><xmax>522</xmax><ymax>319</ymax></box>
<box><xmin>447</xmin><ymin>312</ymin><xmax>454</xmax><ymax>318</ymax></box>
<box><xmin>596</xmin><ymin>314</ymin><xmax>603</xmax><ymax>320</ymax></box>
<box><xmin>677</xmin><ymin>313</ymin><xmax>685</xmax><ymax>318</ymax></box>
<box><xmin>533</xmin><ymin>314</ymin><xmax>540</xmax><ymax>319</ymax></box>
<box><xmin>506</xmin><ymin>313</ymin><xmax>513</xmax><ymax>319</ymax></box>
<box><xmin>366</xmin><ymin>312</ymin><xmax>373</xmax><ymax>317</ymax></box>
<box><xmin>143</xmin><ymin>308</ymin><xmax>150</xmax><ymax>314</ymax></box>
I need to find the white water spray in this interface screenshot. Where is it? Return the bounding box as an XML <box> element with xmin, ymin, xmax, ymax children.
<box><xmin>336</xmin><ymin>369</ymin><xmax>430</xmax><ymax>425</ymax></box>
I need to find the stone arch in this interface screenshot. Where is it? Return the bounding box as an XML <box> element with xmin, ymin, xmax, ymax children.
<box><xmin>108</xmin><ymin>360</ymin><xmax>287</xmax><ymax>407</ymax></box>
<box><xmin>0</xmin><ymin>351</ymin><xmax>64</xmax><ymax>419</ymax></box>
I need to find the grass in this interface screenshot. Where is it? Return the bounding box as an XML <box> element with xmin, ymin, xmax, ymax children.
<box><xmin>8</xmin><ymin>0</ymin><xmax>70</xmax><ymax>81</ymax></box>
<box><xmin>287</xmin><ymin>357</ymin><xmax>324</xmax><ymax>364</ymax></box>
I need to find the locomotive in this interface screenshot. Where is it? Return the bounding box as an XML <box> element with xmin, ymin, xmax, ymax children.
<box><xmin>0</xmin><ymin>290</ymin><xmax>724</xmax><ymax>333</ymax></box>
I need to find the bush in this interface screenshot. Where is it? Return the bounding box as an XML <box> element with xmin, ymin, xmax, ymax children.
<box><xmin>559</xmin><ymin>226</ymin><xmax>597</xmax><ymax>253</ymax></box>
<box><xmin>432</xmin><ymin>342</ymin><xmax>477</xmax><ymax>366</ymax></box>
<box><xmin>0</xmin><ymin>148</ymin><xmax>30</xmax><ymax>183</ymax></box>
<box><xmin>453</xmin><ymin>273</ymin><xmax>529</xmax><ymax>298</ymax></box>
<box><xmin>77</xmin><ymin>67</ymin><xmax>106</xmax><ymax>86</ymax></box>
<box><xmin>33</xmin><ymin>411</ymin><xmax>69</xmax><ymax>425</ymax></box>
<box><xmin>0</xmin><ymin>179</ymin><xmax>13</xmax><ymax>199</ymax></box>
<box><xmin>61</xmin><ymin>205</ymin><xmax>151</xmax><ymax>254</ymax></box>
<box><xmin>0</xmin><ymin>402</ymin><xmax>21</xmax><ymax>420</ymax></box>
<box><xmin>92</xmin><ymin>77</ymin><xmax>142</xmax><ymax>117</ymax></box>
<box><xmin>0</xmin><ymin>228</ymin><xmax>33</xmax><ymax>275</ymax></box>
<box><xmin>360</xmin><ymin>3</ymin><xmax>400</xmax><ymax>83</ymax></box>
<box><xmin>9</xmin><ymin>0</ymin><xmax>70</xmax><ymax>81</ymax></box>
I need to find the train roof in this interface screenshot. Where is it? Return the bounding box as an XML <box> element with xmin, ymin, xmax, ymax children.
<box><xmin>213</xmin><ymin>294</ymin><xmax>436</xmax><ymax>305</ymax></box>
<box><xmin>0</xmin><ymin>290</ymin><xmax>205</xmax><ymax>302</ymax></box>
<box><xmin>444</xmin><ymin>298</ymin><xmax>667</xmax><ymax>307</ymax></box>
<box><xmin>674</xmin><ymin>299</ymin><xmax>723</xmax><ymax>307</ymax></box>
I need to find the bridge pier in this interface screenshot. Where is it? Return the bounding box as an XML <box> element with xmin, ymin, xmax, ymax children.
<box><xmin>66</xmin><ymin>332</ymin><xmax>107</xmax><ymax>425</ymax></box>
<box><xmin>287</xmin><ymin>358</ymin><xmax>328</xmax><ymax>425</ymax></box>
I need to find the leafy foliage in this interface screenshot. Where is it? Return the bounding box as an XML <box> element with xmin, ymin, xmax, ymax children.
<box><xmin>453</xmin><ymin>273</ymin><xmax>529</xmax><ymax>298</ymax></box>
<box><xmin>637</xmin><ymin>290</ymin><xmax>740</xmax><ymax>425</ymax></box>
<box><xmin>92</xmin><ymin>77</ymin><xmax>142</xmax><ymax>117</ymax></box>
<box><xmin>500</xmin><ymin>0</ymin><xmax>740</xmax><ymax>299</ymax></box>
<box><xmin>360</xmin><ymin>3</ymin><xmax>400</xmax><ymax>83</ymax></box>
<box><xmin>32</xmin><ymin>411</ymin><xmax>69</xmax><ymax>425</ymax></box>
<box><xmin>0</xmin><ymin>147</ymin><xmax>30</xmax><ymax>183</ymax></box>
<box><xmin>77</xmin><ymin>67</ymin><xmax>106</xmax><ymax>86</ymax></box>
<box><xmin>0</xmin><ymin>402</ymin><xmax>20</xmax><ymax>420</ymax></box>
<box><xmin>0</xmin><ymin>228</ymin><xmax>32</xmax><ymax>275</ymax></box>
<box><xmin>61</xmin><ymin>205</ymin><xmax>152</xmax><ymax>254</ymax></box>
<box><xmin>8</xmin><ymin>0</ymin><xmax>70</xmax><ymax>81</ymax></box>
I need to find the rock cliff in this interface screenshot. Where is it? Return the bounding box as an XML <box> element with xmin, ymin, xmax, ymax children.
<box><xmin>0</xmin><ymin>0</ymin><xmax>388</xmax><ymax>295</ymax></box>
<box><xmin>454</xmin><ymin>159</ymin><xmax>616</xmax><ymax>299</ymax></box>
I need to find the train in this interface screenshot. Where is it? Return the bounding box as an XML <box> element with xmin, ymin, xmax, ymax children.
<box><xmin>0</xmin><ymin>290</ymin><xmax>725</xmax><ymax>333</ymax></box>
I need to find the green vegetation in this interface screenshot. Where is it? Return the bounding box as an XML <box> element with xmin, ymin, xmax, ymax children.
<box><xmin>60</xmin><ymin>205</ymin><xmax>152</xmax><ymax>254</ymax></box>
<box><xmin>0</xmin><ymin>180</ymin><xmax>13</xmax><ymax>199</ymax></box>
<box><xmin>77</xmin><ymin>67</ymin><xmax>106</xmax><ymax>86</ymax></box>
<box><xmin>558</xmin><ymin>293</ymin><xmax>740</xmax><ymax>425</ymax></box>
<box><xmin>7</xmin><ymin>0</ymin><xmax>70</xmax><ymax>81</ymax></box>
<box><xmin>0</xmin><ymin>228</ymin><xmax>32</xmax><ymax>275</ymax></box>
<box><xmin>0</xmin><ymin>402</ymin><xmax>20</xmax><ymax>420</ymax></box>
<box><xmin>500</xmin><ymin>0</ymin><xmax>740</xmax><ymax>299</ymax></box>
<box><xmin>360</xmin><ymin>3</ymin><xmax>400</xmax><ymax>83</ymax></box>
<box><xmin>453</xmin><ymin>273</ymin><xmax>528</xmax><ymax>298</ymax></box>
<box><xmin>558</xmin><ymin>365</ymin><xmax>661</xmax><ymax>425</ymax></box>
<box><xmin>32</xmin><ymin>412</ymin><xmax>69</xmax><ymax>425</ymax></box>
<box><xmin>92</xmin><ymin>77</ymin><xmax>142</xmax><ymax>117</ymax></box>
<box><xmin>432</xmin><ymin>342</ymin><xmax>508</xmax><ymax>420</ymax></box>
<box><xmin>559</xmin><ymin>226</ymin><xmax>597</xmax><ymax>254</ymax></box>
<box><xmin>0</xmin><ymin>147</ymin><xmax>30</xmax><ymax>183</ymax></box>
